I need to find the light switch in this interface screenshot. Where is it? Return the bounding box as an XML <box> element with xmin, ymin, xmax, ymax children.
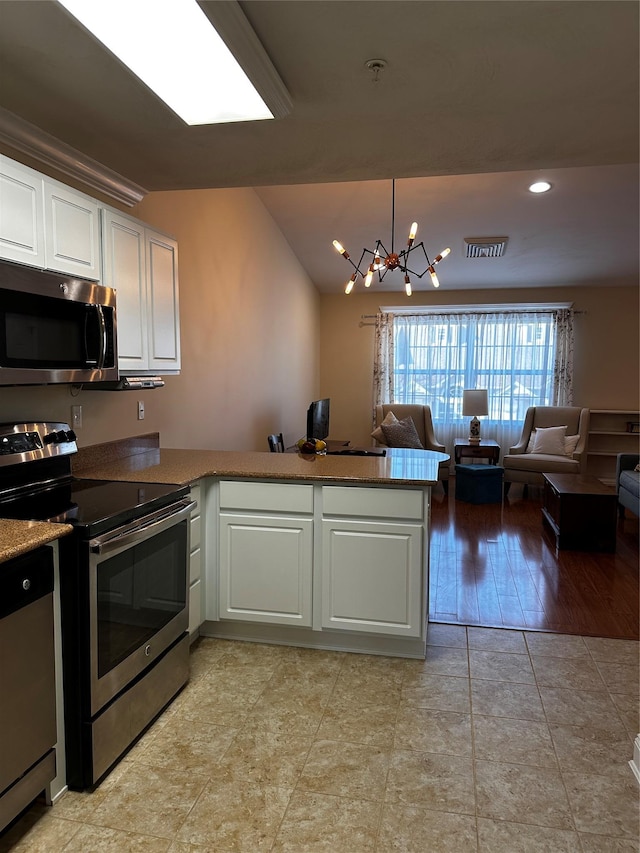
<box><xmin>71</xmin><ymin>405</ymin><xmax>82</xmax><ymax>428</ymax></box>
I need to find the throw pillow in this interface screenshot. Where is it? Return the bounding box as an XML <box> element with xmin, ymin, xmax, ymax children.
<box><xmin>381</xmin><ymin>415</ymin><xmax>425</xmax><ymax>449</ymax></box>
<box><xmin>634</xmin><ymin>463</ymin><xmax>640</xmax><ymax>473</ymax></box>
<box><xmin>564</xmin><ymin>434</ymin><xmax>580</xmax><ymax>457</ymax></box>
<box><xmin>525</xmin><ymin>429</ymin><xmax>537</xmax><ymax>453</ymax></box>
<box><xmin>371</xmin><ymin>410</ymin><xmax>398</xmax><ymax>445</ymax></box>
<box><xmin>531</xmin><ymin>425</ymin><xmax>567</xmax><ymax>456</ymax></box>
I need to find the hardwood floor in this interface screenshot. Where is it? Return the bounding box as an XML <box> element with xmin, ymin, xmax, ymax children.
<box><xmin>428</xmin><ymin>483</ymin><xmax>639</xmax><ymax>640</ymax></box>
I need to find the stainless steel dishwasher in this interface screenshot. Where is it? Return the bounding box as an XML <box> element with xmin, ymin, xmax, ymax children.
<box><xmin>0</xmin><ymin>546</ymin><xmax>57</xmax><ymax>831</ymax></box>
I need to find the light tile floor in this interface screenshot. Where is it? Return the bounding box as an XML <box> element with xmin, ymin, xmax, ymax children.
<box><xmin>1</xmin><ymin>625</ymin><xmax>638</xmax><ymax>852</ymax></box>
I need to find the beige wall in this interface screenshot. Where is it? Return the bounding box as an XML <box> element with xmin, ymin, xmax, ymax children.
<box><xmin>320</xmin><ymin>285</ymin><xmax>640</xmax><ymax>446</ymax></box>
<box><xmin>0</xmin><ymin>188</ymin><xmax>320</xmax><ymax>451</ymax></box>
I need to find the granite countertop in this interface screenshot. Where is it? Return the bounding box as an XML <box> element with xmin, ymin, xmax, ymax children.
<box><xmin>76</xmin><ymin>447</ymin><xmax>449</xmax><ymax>488</ymax></box>
<box><xmin>0</xmin><ymin>519</ymin><xmax>73</xmax><ymax>564</ymax></box>
<box><xmin>0</xmin><ymin>445</ymin><xmax>448</xmax><ymax>564</ymax></box>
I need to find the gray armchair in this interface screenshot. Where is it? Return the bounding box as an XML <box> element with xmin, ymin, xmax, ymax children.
<box><xmin>503</xmin><ymin>406</ymin><xmax>590</xmax><ymax>494</ymax></box>
<box><xmin>374</xmin><ymin>404</ymin><xmax>450</xmax><ymax>493</ymax></box>
<box><xmin>616</xmin><ymin>453</ymin><xmax>640</xmax><ymax>518</ymax></box>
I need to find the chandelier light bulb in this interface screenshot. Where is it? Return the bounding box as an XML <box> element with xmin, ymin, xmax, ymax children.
<box><xmin>428</xmin><ymin>266</ymin><xmax>440</xmax><ymax>288</ymax></box>
<box><xmin>404</xmin><ymin>274</ymin><xmax>412</xmax><ymax>297</ymax></box>
<box><xmin>344</xmin><ymin>274</ymin><xmax>356</xmax><ymax>295</ymax></box>
<box><xmin>333</xmin><ymin>240</ymin><xmax>348</xmax><ymax>258</ymax></box>
<box><xmin>364</xmin><ymin>266</ymin><xmax>374</xmax><ymax>287</ymax></box>
<box><xmin>408</xmin><ymin>222</ymin><xmax>418</xmax><ymax>246</ymax></box>
<box><xmin>434</xmin><ymin>247</ymin><xmax>451</xmax><ymax>264</ymax></box>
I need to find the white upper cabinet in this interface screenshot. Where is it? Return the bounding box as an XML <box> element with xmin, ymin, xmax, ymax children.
<box><xmin>0</xmin><ymin>155</ymin><xmax>100</xmax><ymax>279</ymax></box>
<box><xmin>43</xmin><ymin>179</ymin><xmax>100</xmax><ymax>279</ymax></box>
<box><xmin>146</xmin><ymin>229</ymin><xmax>180</xmax><ymax>374</ymax></box>
<box><xmin>101</xmin><ymin>208</ymin><xmax>181</xmax><ymax>375</ymax></box>
<box><xmin>0</xmin><ymin>155</ymin><xmax>46</xmax><ymax>268</ymax></box>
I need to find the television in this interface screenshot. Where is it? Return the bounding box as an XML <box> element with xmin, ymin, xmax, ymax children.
<box><xmin>306</xmin><ymin>398</ymin><xmax>330</xmax><ymax>440</ymax></box>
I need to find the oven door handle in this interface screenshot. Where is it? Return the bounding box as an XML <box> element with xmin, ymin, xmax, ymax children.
<box><xmin>89</xmin><ymin>498</ymin><xmax>196</xmax><ymax>556</ymax></box>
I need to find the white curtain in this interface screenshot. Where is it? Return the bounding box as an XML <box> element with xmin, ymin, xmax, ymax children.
<box><xmin>372</xmin><ymin>309</ymin><xmax>575</xmax><ymax>462</ymax></box>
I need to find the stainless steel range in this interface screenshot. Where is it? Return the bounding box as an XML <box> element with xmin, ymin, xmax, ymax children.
<box><xmin>0</xmin><ymin>422</ymin><xmax>194</xmax><ymax>790</ymax></box>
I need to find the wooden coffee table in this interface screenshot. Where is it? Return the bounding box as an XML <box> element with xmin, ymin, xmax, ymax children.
<box><xmin>542</xmin><ymin>473</ymin><xmax>618</xmax><ymax>552</ymax></box>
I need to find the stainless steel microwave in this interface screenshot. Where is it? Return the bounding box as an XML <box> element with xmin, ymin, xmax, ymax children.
<box><xmin>0</xmin><ymin>260</ymin><xmax>118</xmax><ymax>385</ymax></box>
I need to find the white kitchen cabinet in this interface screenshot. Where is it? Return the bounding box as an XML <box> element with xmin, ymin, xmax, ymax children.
<box><xmin>218</xmin><ymin>481</ymin><xmax>313</xmax><ymax>627</ymax></box>
<box><xmin>145</xmin><ymin>229</ymin><xmax>180</xmax><ymax>374</ymax></box>
<box><xmin>0</xmin><ymin>155</ymin><xmax>46</xmax><ymax>267</ymax></box>
<box><xmin>0</xmin><ymin>155</ymin><xmax>100</xmax><ymax>279</ymax></box>
<box><xmin>43</xmin><ymin>179</ymin><xmax>100</xmax><ymax>279</ymax></box>
<box><xmin>188</xmin><ymin>481</ymin><xmax>203</xmax><ymax>638</ymax></box>
<box><xmin>101</xmin><ymin>208</ymin><xmax>181</xmax><ymax>375</ymax></box>
<box><xmin>321</xmin><ymin>486</ymin><xmax>424</xmax><ymax>638</ymax></box>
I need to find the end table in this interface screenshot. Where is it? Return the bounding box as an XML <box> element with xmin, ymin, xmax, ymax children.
<box><xmin>454</xmin><ymin>439</ymin><xmax>500</xmax><ymax>465</ymax></box>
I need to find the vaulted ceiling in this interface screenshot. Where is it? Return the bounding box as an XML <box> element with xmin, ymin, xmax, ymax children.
<box><xmin>0</xmin><ymin>0</ymin><xmax>637</xmax><ymax>294</ymax></box>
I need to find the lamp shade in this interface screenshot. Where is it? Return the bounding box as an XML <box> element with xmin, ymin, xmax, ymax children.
<box><xmin>462</xmin><ymin>389</ymin><xmax>489</xmax><ymax>417</ymax></box>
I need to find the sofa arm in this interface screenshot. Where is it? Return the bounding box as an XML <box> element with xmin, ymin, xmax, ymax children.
<box><xmin>616</xmin><ymin>453</ymin><xmax>640</xmax><ymax>484</ymax></box>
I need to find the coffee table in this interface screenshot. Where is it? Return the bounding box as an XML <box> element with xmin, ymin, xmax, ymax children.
<box><xmin>542</xmin><ymin>473</ymin><xmax>618</xmax><ymax>552</ymax></box>
<box><xmin>454</xmin><ymin>439</ymin><xmax>500</xmax><ymax>465</ymax></box>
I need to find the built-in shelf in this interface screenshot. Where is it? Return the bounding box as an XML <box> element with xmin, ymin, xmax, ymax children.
<box><xmin>586</xmin><ymin>410</ymin><xmax>640</xmax><ymax>483</ymax></box>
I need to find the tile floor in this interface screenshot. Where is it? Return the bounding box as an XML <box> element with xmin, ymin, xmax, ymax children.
<box><xmin>1</xmin><ymin>625</ymin><xmax>638</xmax><ymax>852</ymax></box>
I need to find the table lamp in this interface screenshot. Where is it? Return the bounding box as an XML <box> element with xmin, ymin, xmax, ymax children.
<box><xmin>462</xmin><ymin>389</ymin><xmax>489</xmax><ymax>443</ymax></box>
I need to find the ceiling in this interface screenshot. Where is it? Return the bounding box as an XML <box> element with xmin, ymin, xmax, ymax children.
<box><xmin>0</xmin><ymin>0</ymin><xmax>637</xmax><ymax>295</ymax></box>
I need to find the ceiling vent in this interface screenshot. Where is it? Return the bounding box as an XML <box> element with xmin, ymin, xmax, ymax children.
<box><xmin>464</xmin><ymin>237</ymin><xmax>508</xmax><ymax>258</ymax></box>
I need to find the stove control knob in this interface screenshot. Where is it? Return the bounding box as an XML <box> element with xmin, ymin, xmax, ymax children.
<box><xmin>64</xmin><ymin>429</ymin><xmax>77</xmax><ymax>442</ymax></box>
<box><xmin>43</xmin><ymin>432</ymin><xmax>57</xmax><ymax>444</ymax></box>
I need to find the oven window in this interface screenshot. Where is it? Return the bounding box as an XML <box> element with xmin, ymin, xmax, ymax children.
<box><xmin>96</xmin><ymin>521</ymin><xmax>187</xmax><ymax>678</ymax></box>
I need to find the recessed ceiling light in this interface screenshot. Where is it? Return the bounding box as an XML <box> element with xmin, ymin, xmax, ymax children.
<box><xmin>57</xmin><ymin>0</ymin><xmax>274</xmax><ymax>125</ymax></box>
<box><xmin>528</xmin><ymin>181</ymin><xmax>552</xmax><ymax>194</ymax></box>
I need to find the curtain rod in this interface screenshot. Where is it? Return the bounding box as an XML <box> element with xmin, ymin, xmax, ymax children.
<box><xmin>361</xmin><ymin>308</ymin><xmax>586</xmax><ymax>320</ymax></box>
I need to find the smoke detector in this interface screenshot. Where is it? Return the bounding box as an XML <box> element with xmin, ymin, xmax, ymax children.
<box><xmin>464</xmin><ymin>237</ymin><xmax>508</xmax><ymax>258</ymax></box>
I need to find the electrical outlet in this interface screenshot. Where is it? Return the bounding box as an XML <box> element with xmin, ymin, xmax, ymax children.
<box><xmin>137</xmin><ymin>400</ymin><xmax>145</xmax><ymax>420</ymax></box>
<box><xmin>71</xmin><ymin>405</ymin><xmax>82</xmax><ymax>428</ymax></box>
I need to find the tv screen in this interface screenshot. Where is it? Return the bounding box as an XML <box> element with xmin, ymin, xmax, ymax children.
<box><xmin>306</xmin><ymin>398</ymin><xmax>330</xmax><ymax>440</ymax></box>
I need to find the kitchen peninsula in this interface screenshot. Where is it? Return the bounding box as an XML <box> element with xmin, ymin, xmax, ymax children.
<box><xmin>73</xmin><ymin>441</ymin><xmax>449</xmax><ymax>659</ymax></box>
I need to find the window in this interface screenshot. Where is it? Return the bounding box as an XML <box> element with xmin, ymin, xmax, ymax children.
<box><xmin>374</xmin><ymin>307</ymin><xmax>574</xmax><ymax>454</ymax></box>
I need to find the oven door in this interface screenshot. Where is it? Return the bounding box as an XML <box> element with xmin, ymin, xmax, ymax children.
<box><xmin>88</xmin><ymin>497</ymin><xmax>195</xmax><ymax>716</ymax></box>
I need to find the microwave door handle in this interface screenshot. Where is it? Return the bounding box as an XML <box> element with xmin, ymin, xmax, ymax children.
<box><xmin>89</xmin><ymin>499</ymin><xmax>196</xmax><ymax>557</ymax></box>
<box><xmin>84</xmin><ymin>305</ymin><xmax>106</xmax><ymax>367</ymax></box>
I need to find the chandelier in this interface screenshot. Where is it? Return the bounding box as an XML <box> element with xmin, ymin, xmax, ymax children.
<box><xmin>332</xmin><ymin>179</ymin><xmax>450</xmax><ymax>296</ymax></box>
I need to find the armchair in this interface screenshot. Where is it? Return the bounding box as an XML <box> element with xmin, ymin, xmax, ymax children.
<box><xmin>374</xmin><ymin>404</ymin><xmax>450</xmax><ymax>493</ymax></box>
<box><xmin>503</xmin><ymin>406</ymin><xmax>590</xmax><ymax>494</ymax></box>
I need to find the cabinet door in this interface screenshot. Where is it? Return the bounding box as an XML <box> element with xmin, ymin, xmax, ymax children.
<box><xmin>146</xmin><ymin>230</ymin><xmax>181</xmax><ymax>373</ymax></box>
<box><xmin>219</xmin><ymin>513</ymin><xmax>313</xmax><ymax>626</ymax></box>
<box><xmin>0</xmin><ymin>155</ymin><xmax>45</xmax><ymax>267</ymax></box>
<box><xmin>102</xmin><ymin>209</ymin><xmax>149</xmax><ymax>372</ymax></box>
<box><xmin>44</xmin><ymin>180</ymin><xmax>100</xmax><ymax>279</ymax></box>
<box><xmin>321</xmin><ymin>519</ymin><xmax>423</xmax><ymax>638</ymax></box>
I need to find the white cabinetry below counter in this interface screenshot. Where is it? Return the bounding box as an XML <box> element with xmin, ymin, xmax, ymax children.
<box><xmin>101</xmin><ymin>208</ymin><xmax>181</xmax><ymax>375</ymax></box>
<box><xmin>202</xmin><ymin>478</ymin><xmax>430</xmax><ymax>658</ymax></box>
<box><xmin>321</xmin><ymin>486</ymin><xmax>424</xmax><ymax>638</ymax></box>
<box><xmin>218</xmin><ymin>481</ymin><xmax>313</xmax><ymax>627</ymax></box>
<box><xmin>188</xmin><ymin>481</ymin><xmax>203</xmax><ymax>638</ymax></box>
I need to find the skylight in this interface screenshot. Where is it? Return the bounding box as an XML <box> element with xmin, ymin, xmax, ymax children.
<box><xmin>57</xmin><ymin>0</ymin><xmax>274</xmax><ymax>125</ymax></box>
